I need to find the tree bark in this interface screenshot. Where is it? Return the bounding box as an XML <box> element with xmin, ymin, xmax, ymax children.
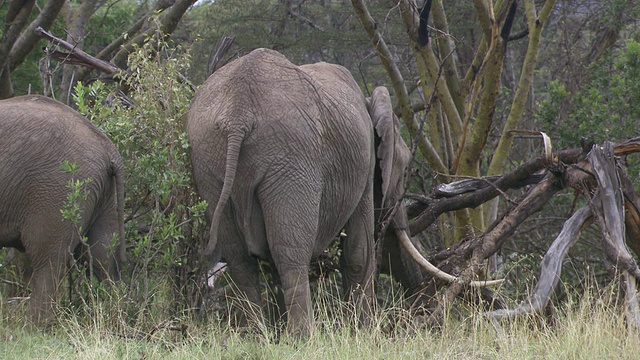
<box><xmin>59</xmin><ymin>0</ymin><xmax>102</xmax><ymax>104</ymax></box>
<box><xmin>351</xmin><ymin>0</ymin><xmax>447</xmax><ymax>174</ymax></box>
<box><xmin>0</xmin><ymin>0</ymin><xmax>65</xmax><ymax>98</ymax></box>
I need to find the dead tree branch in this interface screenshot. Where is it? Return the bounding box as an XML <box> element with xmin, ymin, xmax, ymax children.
<box><xmin>408</xmin><ymin>147</ymin><xmax>583</xmax><ymax>236</ymax></box>
<box><xmin>35</xmin><ymin>27</ymin><xmax>121</xmax><ymax>75</ymax></box>
<box><xmin>409</xmin><ymin>138</ymin><xmax>640</xmax><ymax>325</ymax></box>
<box><xmin>408</xmin><ymin>138</ymin><xmax>640</xmax><ymax>236</ymax></box>
<box><xmin>427</xmin><ymin>174</ymin><xmax>564</xmax><ymax>324</ymax></box>
<box><xmin>483</xmin><ymin>142</ymin><xmax>640</xmax><ymax>328</ymax></box>
<box><xmin>207</xmin><ymin>35</ymin><xmax>237</xmax><ymax>77</ymax></box>
<box><xmin>486</xmin><ymin>206</ymin><xmax>592</xmax><ymax>321</ymax></box>
<box><xmin>589</xmin><ymin>143</ymin><xmax>640</xmax><ymax>283</ymax></box>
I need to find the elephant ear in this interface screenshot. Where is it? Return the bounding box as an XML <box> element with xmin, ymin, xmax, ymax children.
<box><xmin>368</xmin><ymin>86</ymin><xmax>411</xmax><ymax>209</ymax></box>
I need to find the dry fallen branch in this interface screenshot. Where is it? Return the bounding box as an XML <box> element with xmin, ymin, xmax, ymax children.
<box><xmin>405</xmin><ymin>138</ymin><xmax>640</xmax><ymax>325</ymax></box>
<box><xmin>408</xmin><ymin>138</ymin><xmax>640</xmax><ymax>236</ymax></box>
<box><xmin>485</xmin><ymin>206</ymin><xmax>592</xmax><ymax>322</ymax></box>
<box><xmin>589</xmin><ymin>143</ymin><xmax>640</xmax><ymax>283</ymax></box>
<box><xmin>620</xmin><ymin>169</ymin><xmax>640</xmax><ymax>257</ymax></box>
<box><xmin>407</xmin><ymin>147</ymin><xmax>584</xmax><ymax>236</ymax></box>
<box><xmin>427</xmin><ymin>174</ymin><xmax>564</xmax><ymax>324</ymax></box>
<box><xmin>589</xmin><ymin>143</ymin><xmax>640</xmax><ymax>329</ymax></box>
<box><xmin>35</xmin><ymin>27</ymin><xmax>121</xmax><ymax>75</ymax></box>
<box><xmin>484</xmin><ymin>142</ymin><xmax>640</xmax><ymax>328</ymax></box>
<box><xmin>207</xmin><ymin>35</ymin><xmax>237</xmax><ymax>77</ymax></box>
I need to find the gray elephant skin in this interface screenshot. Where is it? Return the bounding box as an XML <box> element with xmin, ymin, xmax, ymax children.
<box><xmin>187</xmin><ymin>48</ymin><xmax>378</xmax><ymax>336</ymax></box>
<box><xmin>367</xmin><ymin>87</ymin><xmax>427</xmax><ymax>298</ymax></box>
<box><xmin>0</xmin><ymin>95</ymin><xmax>126</xmax><ymax>324</ymax></box>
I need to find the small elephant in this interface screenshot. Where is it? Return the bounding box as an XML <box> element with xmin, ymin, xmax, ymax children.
<box><xmin>0</xmin><ymin>95</ymin><xmax>126</xmax><ymax>324</ymax></box>
<box><xmin>187</xmin><ymin>48</ymin><xmax>377</xmax><ymax>337</ymax></box>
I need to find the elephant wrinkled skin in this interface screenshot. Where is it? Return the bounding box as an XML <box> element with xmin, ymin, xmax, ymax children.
<box><xmin>187</xmin><ymin>48</ymin><xmax>377</xmax><ymax>337</ymax></box>
<box><xmin>0</xmin><ymin>95</ymin><xmax>126</xmax><ymax>324</ymax></box>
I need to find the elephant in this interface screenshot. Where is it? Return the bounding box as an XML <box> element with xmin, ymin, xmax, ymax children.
<box><xmin>0</xmin><ymin>95</ymin><xmax>126</xmax><ymax>324</ymax></box>
<box><xmin>187</xmin><ymin>48</ymin><xmax>377</xmax><ymax>337</ymax></box>
<box><xmin>187</xmin><ymin>48</ymin><xmax>473</xmax><ymax>337</ymax></box>
<box><xmin>368</xmin><ymin>87</ymin><xmax>504</xmax><ymax>296</ymax></box>
<box><xmin>367</xmin><ymin>86</ymin><xmax>427</xmax><ymax>298</ymax></box>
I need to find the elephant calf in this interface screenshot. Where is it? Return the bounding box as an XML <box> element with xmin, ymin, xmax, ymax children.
<box><xmin>0</xmin><ymin>95</ymin><xmax>126</xmax><ymax>325</ymax></box>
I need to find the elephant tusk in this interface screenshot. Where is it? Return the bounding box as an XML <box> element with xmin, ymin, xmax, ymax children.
<box><xmin>395</xmin><ymin>229</ymin><xmax>504</xmax><ymax>288</ymax></box>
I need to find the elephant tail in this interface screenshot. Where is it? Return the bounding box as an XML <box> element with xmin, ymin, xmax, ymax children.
<box><xmin>205</xmin><ymin>131</ymin><xmax>245</xmax><ymax>257</ymax></box>
<box><xmin>113</xmin><ymin>158</ymin><xmax>127</xmax><ymax>264</ymax></box>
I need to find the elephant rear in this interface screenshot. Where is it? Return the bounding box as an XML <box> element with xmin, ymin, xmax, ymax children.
<box><xmin>0</xmin><ymin>95</ymin><xmax>126</xmax><ymax>324</ymax></box>
<box><xmin>187</xmin><ymin>48</ymin><xmax>376</xmax><ymax>337</ymax></box>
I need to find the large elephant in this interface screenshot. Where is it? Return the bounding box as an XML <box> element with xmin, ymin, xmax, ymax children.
<box><xmin>188</xmin><ymin>48</ymin><xmax>377</xmax><ymax>337</ymax></box>
<box><xmin>0</xmin><ymin>95</ymin><xmax>126</xmax><ymax>324</ymax></box>
<box><xmin>188</xmin><ymin>48</ymin><xmax>469</xmax><ymax>337</ymax></box>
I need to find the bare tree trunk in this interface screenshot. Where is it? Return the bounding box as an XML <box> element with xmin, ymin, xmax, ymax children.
<box><xmin>58</xmin><ymin>0</ymin><xmax>101</xmax><ymax>104</ymax></box>
<box><xmin>0</xmin><ymin>0</ymin><xmax>65</xmax><ymax>98</ymax></box>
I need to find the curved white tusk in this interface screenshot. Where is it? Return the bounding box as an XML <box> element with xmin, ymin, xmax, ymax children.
<box><xmin>395</xmin><ymin>229</ymin><xmax>504</xmax><ymax>288</ymax></box>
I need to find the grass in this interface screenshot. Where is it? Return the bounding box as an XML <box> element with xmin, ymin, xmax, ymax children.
<box><xmin>2</xmin><ymin>283</ymin><xmax>640</xmax><ymax>360</ymax></box>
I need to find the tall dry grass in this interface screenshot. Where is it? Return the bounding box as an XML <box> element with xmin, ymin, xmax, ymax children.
<box><xmin>2</xmin><ymin>275</ymin><xmax>640</xmax><ymax>359</ymax></box>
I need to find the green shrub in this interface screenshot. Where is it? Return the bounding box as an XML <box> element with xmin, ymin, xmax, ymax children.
<box><xmin>538</xmin><ymin>40</ymin><xmax>640</xmax><ymax>149</ymax></box>
<box><xmin>73</xmin><ymin>34</ymin><xmax>208</xmax><ymax>325</ymax></box>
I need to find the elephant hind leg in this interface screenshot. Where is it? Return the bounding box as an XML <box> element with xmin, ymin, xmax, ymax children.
<box><xmin>21</xmin><ymin>223</ymin><xmax>76</xmax><ymax>325</ymax></box>
<box><xmin>25</xmin><ymin>246</ymin><xmax>71</xmax><ymax>325</ymax></box>
<box><xmin>260</xmin><ymin>183</ymin><xmax>318</xmax><ymax>338</ymax></box>
<box><xmin>218</xmin><ymin>211</ymin><xmax>264</xmax><ymax>330</ymax></box>
<box><xmin>341</xmin><ymin>185</ymin><xmax>376</xmax><ymax>325</ymax></box>
<box><xmin>84</xmin><ymin>205</ymin><xmax>121</xmax><ymax>281</ymax></box>
<box><xmin>28</xmin><ymin>261</ymin><xmax>67</xmax><ymax>325</ymax></box>
<box><xmin>226</xmin><ymin>259</ymin><xmax>264</xmax><ymax>330</ymax></box>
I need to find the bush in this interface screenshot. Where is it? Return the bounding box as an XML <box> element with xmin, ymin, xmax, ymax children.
<box><xmin>538</xmin><ymin>39</ymin><xmax>640</xmax><ymax>149</ymax></box>
<box><xmin>73</xmin><ymin>34</ymin><xmax>208</xmax><ymax>324</ymax></box>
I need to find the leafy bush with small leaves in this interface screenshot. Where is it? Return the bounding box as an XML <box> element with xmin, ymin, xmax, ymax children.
<box><xmin>538</xmin><ymin>40</ymin><xmax>640</xmax><ymax>149</ymax></box>
<box><xmin>73</xmin><ymin>34</ymin><xmax>208</xmax><ymax>324</ymax></box>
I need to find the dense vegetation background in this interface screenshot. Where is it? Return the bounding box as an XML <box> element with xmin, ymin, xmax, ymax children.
<box><xmin>1</xmin><ymin>0</ymin><xmax>640</xmax><ymax>349</ymax></box>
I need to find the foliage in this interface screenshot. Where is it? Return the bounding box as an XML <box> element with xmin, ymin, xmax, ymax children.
<box><xmin>72</xmin><ymin>33</ymin><xmax>208</xmax><ymax>321</ymax></box>
<box><xmin>83</xmin><ymin>0</ymin><xmax>140</xmax><ymax>54</ymax></box>
<box><xmin>179</xmin><ymin>0</ymin><xmax>386</xmax><ymax>89</ymax></box>
<box><xmin>59</xmin><ymin>160</ymin><xmax>93</xmax><ymax>228</ymax></box>
<box><xmin>538</xmin><ymin>39</ymin><xmax>640</xmax><ymax>148</ymax></box>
